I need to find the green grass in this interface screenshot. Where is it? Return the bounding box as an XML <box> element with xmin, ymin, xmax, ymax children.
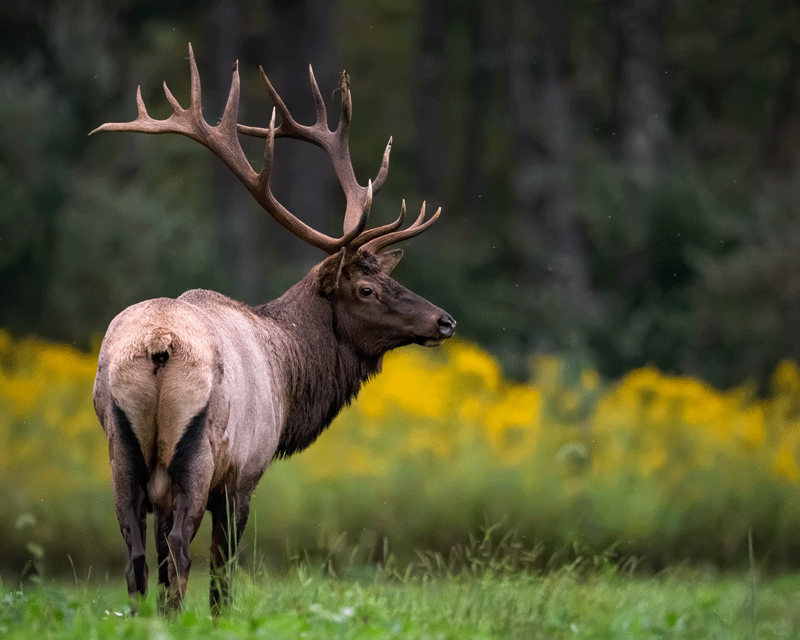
<box><xmin>3</xmin><ymin>568</ymin><xmax>800</xmax><ymax>639</ymax></box>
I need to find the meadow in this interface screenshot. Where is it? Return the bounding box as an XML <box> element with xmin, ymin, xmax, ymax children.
<box><xmin>3</xmin><ymin>329</ymin><xmax>800</xmax><ymax>576</ymax></box>
<box><xmin>2</xmin><ymin>328</ymin><xmax>800</xmax><ymax>623</ymax></box>
<box><xmin>3</xmin><ymin>567</ymin><xmax>800</xmax><ymax>639</ymax></box>
<box><xmin>3</xmin><ymin>330</ymin><xmax>800</xmax><ymax>634</ymax></box>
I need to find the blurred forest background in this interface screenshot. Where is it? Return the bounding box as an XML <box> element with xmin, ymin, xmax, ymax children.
<box><xmin>3</xmin><ymin>0</ymin><xmax>800</xmax><ymax>387</ymax></box>
<box><xmin>4</xmin><ymin>0</ymin><xmax>800</xmax><ymax>580</ymax></box>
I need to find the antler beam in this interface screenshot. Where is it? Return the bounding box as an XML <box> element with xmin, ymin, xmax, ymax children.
<box><xmin>91</xmin><ymin>44</ymin><xmax>440</xmax><ymax>254</ymax></box>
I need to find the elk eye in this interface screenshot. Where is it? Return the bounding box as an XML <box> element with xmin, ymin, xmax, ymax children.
<box><xmin>359</xmin><ymin>286</ymin><xmax>373</xmax><ymax>297</ymax></box>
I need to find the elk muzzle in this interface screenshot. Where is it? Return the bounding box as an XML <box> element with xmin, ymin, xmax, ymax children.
<box><xmin>423</xmin><ymin>311</ymin><xmax>456</xmax><ymax>346</ymax></box>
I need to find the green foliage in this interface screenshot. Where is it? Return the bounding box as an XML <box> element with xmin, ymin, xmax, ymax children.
<box><xmin>0</xmin><ymin>60</ymin><xmax>70</xmax><ymax>332</ymax></box>
<box><xmin>577</xmin><ymin>156</ymin><xmax>737</xmax><ymax>381</ymax></box>
<box><xmin>44</xmin><ymin>160</ymin><xmax>219</xmax><ymax>343</ymax></box>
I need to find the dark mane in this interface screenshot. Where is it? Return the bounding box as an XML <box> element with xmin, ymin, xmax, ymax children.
<box><xmin>257</xmin><ymin>273</ymin><xmax>382</xmax><ymax>458</ymax></box>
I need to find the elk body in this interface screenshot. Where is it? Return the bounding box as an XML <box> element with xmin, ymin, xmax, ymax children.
<box><xmin>91</xmin><ymin>45</ymin><xmax>454</xmax><ymax>613</ymax></box>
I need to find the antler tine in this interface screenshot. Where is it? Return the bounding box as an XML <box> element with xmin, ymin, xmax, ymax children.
<box><xmin>308</xmin><ymin>65</ymin><xmax>328</xmax><ymax>128</ymax></box>
<box><xmin>162</xmin><ymin>82</ymin><xmax>181</xmax><ymax>113</ymax></box>
<box><xmin>360</xmin><ymin>202</ymin><xmax>441</xmax><ymax>254</ymax></box>
<box><xmin>351</xmin><ymin>199</ymin><xmax>406</xmax><ymax>249</ymax></box>
<box><xmin>257</xmin><ymin>107</ymin><xmax>276</xmax><ymax>194</ymax></box>
<box><xmin>257</xmin><ymin>66</ymin><xmax>310</xmax><ymax>141</ymax></box>
<box><xmin>361</xmin><ymin>180</ymin><xmax>373</xmax><ymax>227</ymax></box>
<box><xmin>335</xmin><ymin>71</ymin><xmax>352</xmax><ymax>144</ymax></box>
<box><xmin>218</xmin><ymin>59</ymin><xmax>242</xmax><ymax>134</ymax></box>
<box><xmin>187</xmin><ymin>43</ymin><xmax>203</xmax><ymax>124</ymax></box>
<box><xmin>371</xmin><ymin>137</ymin><xmax>392</xmax><ymax>194</ymax></box>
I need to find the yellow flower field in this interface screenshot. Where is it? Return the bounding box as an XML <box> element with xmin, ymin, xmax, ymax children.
<box><xmin>2</xmin><ymin>328</ymin><xmax>800</xmax><ymax>574</ymax></box>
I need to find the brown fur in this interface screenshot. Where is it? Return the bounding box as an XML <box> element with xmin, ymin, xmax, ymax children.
<box><xmin>93</xmin><ymin>248</ymin><xmax>455</xmax><ymax>613</ymax></box>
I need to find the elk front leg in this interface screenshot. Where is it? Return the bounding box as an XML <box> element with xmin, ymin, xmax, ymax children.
<box><xmin>208</xmin><ymin>486</ymin><xmax>251</xmax><ymax>616</ymax></box>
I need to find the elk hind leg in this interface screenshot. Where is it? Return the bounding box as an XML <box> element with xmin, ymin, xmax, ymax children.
<box><xmin>153</xmin><ymin>506</ymin><xmax>173</xmax><ymax>612</ymax></box>
<box><xmin>163</xmin><ymin>404</ymin><xmax>212</xmax><ymax>611</ymax></box>
<box><xmin>165</xmin><ymin>492</ymin><xmax>195</xmax><ymax>609</ymax></box>
<box><xmin>111</xmin><ymin>402</ymin><xmax>150</xmax><ymax>600</ymax></box>
<box><xmin>209</xmin><ymin>486</ymin><xmax>251</xmax><ymax>616</ymax></box>
<box><xmin>125</xmin><ymin>499</ymin><xmax>148</xmax><ymax>598</ymax></box>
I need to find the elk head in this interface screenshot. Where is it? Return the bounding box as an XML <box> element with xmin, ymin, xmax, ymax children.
<box><xmin>316</xmin><ymin>245</ymin><xmax>455</xmax><ymax>357</ymax></box>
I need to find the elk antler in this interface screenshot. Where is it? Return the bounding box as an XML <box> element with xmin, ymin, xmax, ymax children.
<box><xmin>91</xmin><ymin>44</ymin><xmax>440</xmax><ymax>254</ymax></box>
<box><xmin>357</xmin><ymin>201</ymin><xmax>441</xmax><ymax>253</ymax></box>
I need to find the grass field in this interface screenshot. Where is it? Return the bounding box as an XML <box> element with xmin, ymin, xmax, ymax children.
<box><xmin>3</xmin><ymin>568</ymin><xmax>800</xmax><ymax>639</ymax></box>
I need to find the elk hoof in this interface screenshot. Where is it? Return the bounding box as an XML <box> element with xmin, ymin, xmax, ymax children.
<box><xmin>127</xmin><ymin>552</ymin><xmax>148</xmax><ymax>597</ymax></box>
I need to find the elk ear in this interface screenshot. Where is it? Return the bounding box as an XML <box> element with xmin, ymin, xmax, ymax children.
<box><xmin>376</xmin><ymin>249</ymin><xmax>403</xmax><ymax>274</ymax></box>
<box><xmin>317</xmin><ymin>250</ymin><xmax>347</xmax><ymax>295</ymax></box>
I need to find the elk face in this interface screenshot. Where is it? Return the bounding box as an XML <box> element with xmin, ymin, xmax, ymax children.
<box><xmin>323</xmin><ymin>249</ymin><xmax>455</xmax><ymax>356</ymax></box>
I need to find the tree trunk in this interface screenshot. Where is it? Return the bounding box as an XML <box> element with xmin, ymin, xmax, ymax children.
<box><xmin>760</xmin><ymin>39</ymin><xmax>800</xmax><ymax>178</ymax></box>
<box><xmin>208</xmin><ymin>0</ymin><xmax>262</xmax><ymax>302</ymax></box>
<box><xmin>259</xmin><ymin>0</ymin><xmax>338</xmax><ymax>266</ymax></box>
<box><xmin>414</xmin><ymin>0</ymin><xmax>448</xmax><ymax>201</ymax></box>
<box><xmin>609</xmin><ymin>0</ymin><xmax>671</xmax><ymax>186</ymax></box>
<box><xmin>506</xmin><ymin>0</ymin><xmax>598</xmax><ymax>347</ymax></box>
<box><xmin>459</xmin><ymin>0</ymin><xmax>493</xmax><ymax>217</ymax></box>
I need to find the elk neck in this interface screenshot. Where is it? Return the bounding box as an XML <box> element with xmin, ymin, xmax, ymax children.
<box><xmin>256</xmin><ymin>274</ymin><xmax>382</xmax><ymax>458</ymax></box>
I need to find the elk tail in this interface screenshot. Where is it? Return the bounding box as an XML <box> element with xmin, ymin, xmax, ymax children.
<box><xmin>147</xmin><ymin>331</ymin><xmax>173</xmax><ymax>371</ymax></box>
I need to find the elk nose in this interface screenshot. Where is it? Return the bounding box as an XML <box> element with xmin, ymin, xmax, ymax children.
<box><xmin>438</xmin><ymin>313</ymin><xmax>456</xmax><ymax>338</ymax></box>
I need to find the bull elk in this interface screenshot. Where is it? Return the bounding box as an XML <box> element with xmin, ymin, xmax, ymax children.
<box><xmin>91</xmin><ymin>44</ymin><xmax>455</xmax><ymax>613</ymax></box>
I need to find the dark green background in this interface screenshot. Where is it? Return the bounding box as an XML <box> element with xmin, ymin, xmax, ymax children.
<box><xmin>3</xmin><ymin>0</ymin><xmax>800</xmax><ymax>389</ymax></box>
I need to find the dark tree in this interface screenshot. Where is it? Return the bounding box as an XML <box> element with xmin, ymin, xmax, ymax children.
<box><xmin>505</xmin><ymin>0</ymin><xmax>598</xmax><ymax>350</ymax></box>
<box><xmin>258</xmin><ymin>0</ymin><xmax>339</xmax><ymax>266</ymax></box>
<box><xmin>207</xmin><ymin>0</ymin><xmax>261</xmax><ymax>302</ymax></box>
<box><xmin>414</xmin><ymin>0</ymin><xmax>448</xmax><ymax>202</ymax></box>
<box><xmin>760</xmin><ymin>38</ymin><xmax>800</xmax><ymax>178</ymax></box>
<box><xmin>609</xmin><ymin>0</ymin><xmax>672</xmax><ymax>184</ymax></box>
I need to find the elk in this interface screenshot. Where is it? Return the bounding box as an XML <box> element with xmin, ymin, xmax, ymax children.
<box><xmin>91</xmin><ymin>44</ymin><xmax>455</xmax><ymax>613</ymax></box>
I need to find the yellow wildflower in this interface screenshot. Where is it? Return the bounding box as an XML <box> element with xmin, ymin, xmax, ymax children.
<box><xmin>458</xmin><ymin>397</ymin><xmax>485</xmax><ymax>423</ymax></box>
<box><xmin>449</xmin><ymin>341</ymin><xmax>501</xmax><ymax>392</ymax></box>
<box><xmin>580</xmin><ymin>368</ymin><xmax>599</xmax><ymax>391</ymax></box>
<box><xmin>531</xmin><ymin>354</ymin><xmax>562</xmax><ymax>392</ymax></box>
<box><xmin>772</xmin><ymin>360</ymin><xmax>800</xmax><ymax>396</ymax></box>
<box><xmin>484</xmin><ymin>385</ymin><xmax>542</xmax><ymax>463</ymax></box>
<box><xmin>773</xmin><ymin>444</ymin><xmax>800</xmax><ymax>481</ymax></box>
